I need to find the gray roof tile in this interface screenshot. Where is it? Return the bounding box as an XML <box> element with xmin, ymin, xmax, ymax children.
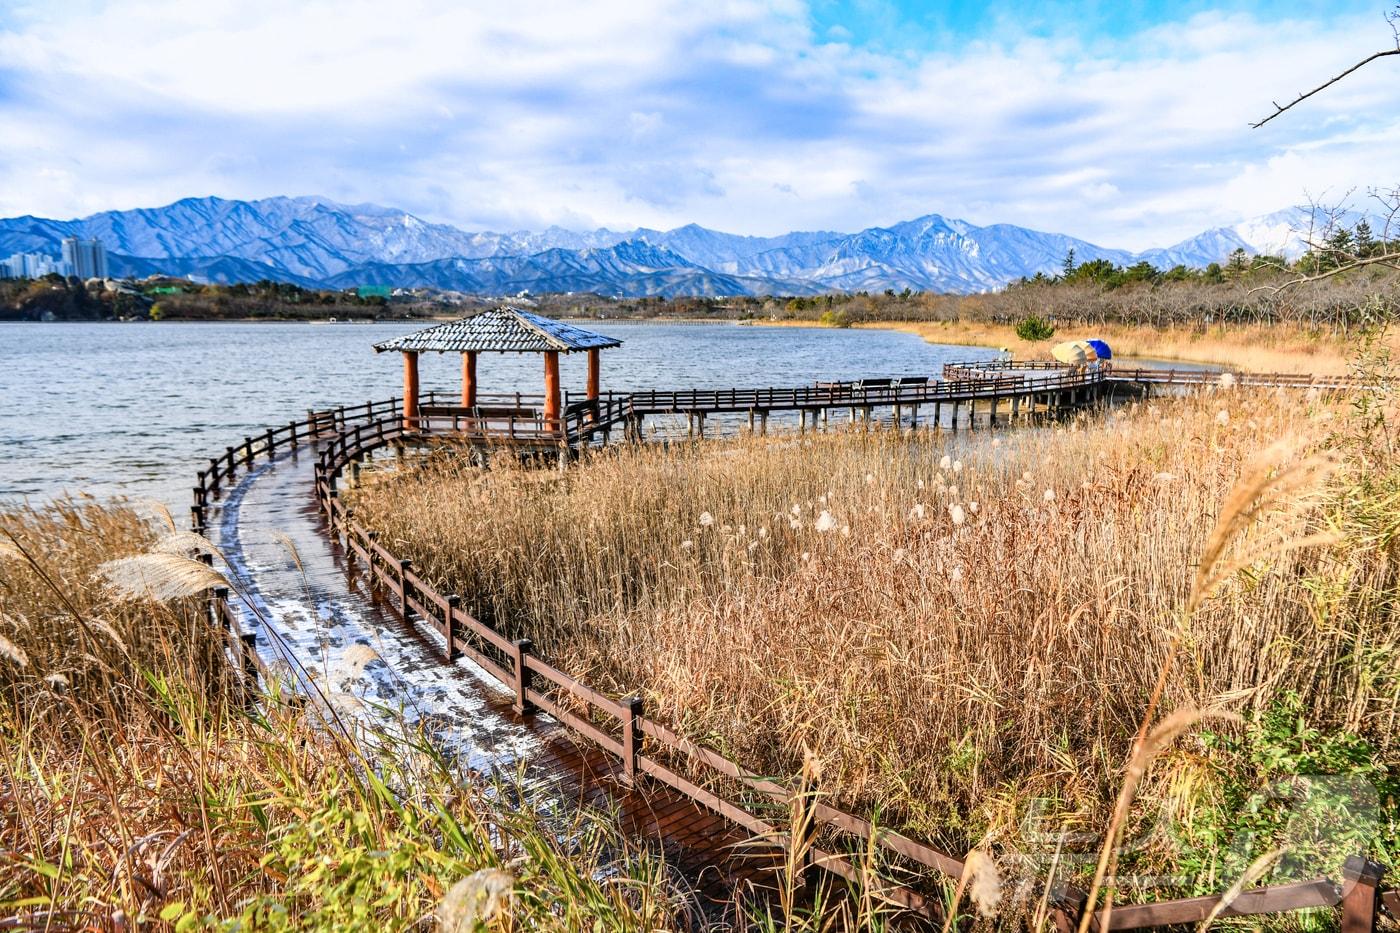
<box><xmin>373</xmin><ymin>307</ymin><xmax>622</xmax><ymax>354</ymax></box>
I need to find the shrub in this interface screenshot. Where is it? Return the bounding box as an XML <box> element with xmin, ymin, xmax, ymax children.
<box><xmin>1015</xmin><ymin>314</ymin><xmax>1056</xmax><ymax>341</ymax></box>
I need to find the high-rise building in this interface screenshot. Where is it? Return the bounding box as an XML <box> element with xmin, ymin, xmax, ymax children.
<box><xmin>61</xmin><ymin>236</ymin><xmax>108</xmax><ymax>279</ymax></box>
<box><xmin>0</xmin><ymin>250</ymin><xmax>77</xmax><ymax>279</ymax></box>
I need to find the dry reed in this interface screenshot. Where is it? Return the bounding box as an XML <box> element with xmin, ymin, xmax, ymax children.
<box><xmin>348</xmin><ymin>387</ymin><xmax>1400</xmax><ymax>898</ymax></box>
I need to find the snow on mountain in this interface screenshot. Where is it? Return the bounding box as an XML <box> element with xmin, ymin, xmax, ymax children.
<box><xmin>0</xmin><ymin>196</ymin><xmax>1379</xmax><ymax>296</ymax></box>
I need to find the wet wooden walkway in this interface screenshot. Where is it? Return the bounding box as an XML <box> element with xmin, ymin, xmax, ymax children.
<box><xmin>204</xmin><ymin>442</ymin><xmax>781</xmax><ymax>922</ymax></box>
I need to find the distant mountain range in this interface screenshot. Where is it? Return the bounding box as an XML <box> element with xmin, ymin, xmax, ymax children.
<box><xmin>0</xmin><ymin>196</ymin><xmax>1342</xmax><ymax>297</ymax></box>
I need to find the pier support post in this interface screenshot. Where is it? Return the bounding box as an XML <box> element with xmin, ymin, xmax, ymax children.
<box><xmin>760</xmin><ymin>411</ymin><xmax>769</xmax><ymax>435</ymax></box>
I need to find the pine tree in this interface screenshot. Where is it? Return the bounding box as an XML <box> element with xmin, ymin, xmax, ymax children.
<box><xmin>1354</xmin><ymin>220</ymin><xmax>1375</xmax><ymax>257</ymax></box>
<box><xmin>1061</xmin><ymin>248</ymin><xmax>1076</xmax><ymax>279</ymax></box>
<box><xmin>1226</xmin><ymin>248</ymin><xmax>1248</xmax><ymax>278</ymax></box>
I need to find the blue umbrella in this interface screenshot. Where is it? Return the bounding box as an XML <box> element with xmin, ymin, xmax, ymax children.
<box><xmin>1085</xmin><ymin>339</ymin><xmax>1112</xmax><ymax>360</ymax></box>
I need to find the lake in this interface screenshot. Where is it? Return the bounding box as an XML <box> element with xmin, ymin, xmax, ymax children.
<box><xmin>0</xmin><ymin>320</ymin><xmax>997</xmax><ymax>509</ymax></box>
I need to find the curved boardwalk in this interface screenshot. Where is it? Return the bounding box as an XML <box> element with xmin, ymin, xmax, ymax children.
<box><xmin>207</xmin><ymin>441</ymin><xmax>777</xmax><ymax>921</ymax></box>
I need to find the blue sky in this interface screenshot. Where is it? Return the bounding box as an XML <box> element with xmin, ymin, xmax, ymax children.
<box><xmin>0</xmin><ymin>0</ymin><xmax>1396</xmax><ymax>249</ymax></box>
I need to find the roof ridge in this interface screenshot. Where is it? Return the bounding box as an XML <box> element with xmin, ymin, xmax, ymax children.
<box><xmin>502</xmin><ymin>306</ymin><xmax>566</xmax><ymax>352</ymax></box>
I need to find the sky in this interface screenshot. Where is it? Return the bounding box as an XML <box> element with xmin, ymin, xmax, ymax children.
<box><xmin>0</xmin><ymin>0</ymin><xmax>1396</xmax><ymax>250</ymax></box>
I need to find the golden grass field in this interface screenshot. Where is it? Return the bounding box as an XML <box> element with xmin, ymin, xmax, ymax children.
<box><xmin>350</xmin><ymin>380</ymin><xmax>1400</xmax><ymax>908</ymax></box>
<box><xmin>840</xmin><ymin>318</ymin><xmax>1388</xmax><ymax>372</ymax></box>
<box><xmin>864</xmin><ymin>320</ymin><xmax>1377</xmax><ymax>375</ymax></box>
<box><xmin>758</xmin><ymin>318</ymin><xmax>1382</xmax><ymax>374</ymax></box>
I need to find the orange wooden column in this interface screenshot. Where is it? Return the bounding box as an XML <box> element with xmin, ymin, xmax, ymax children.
<box><xmin>543</xmin><ymin>350</ymin><xmax>561</xmax><ymax>432</ymax></box>
<box><xmin>461</xmin><ymin>351</ymin><xmax>477</xmax><ymax>407</ymax></box>
<box><xmin>586</xmin><ymin>347</ymin><xmax>600</xmax><ymax>422</ymax></box>
<box><xmin>402</xmin><ymin>350</ymin><xmax>420</xmax><ymax>428</ymax></box>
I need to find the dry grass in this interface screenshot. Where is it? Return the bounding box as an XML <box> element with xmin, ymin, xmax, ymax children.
<box><xmin>858</xmin><ymin>320</ymin><xmax>1380</xmax><ymax>375</ymax></box>
<box><xmin>0</xmin><ymin>501</ymin><xmax>690</xmax><ymax>930</ymax></box>
<box><xmin>349</xmin><ymin>387</ymin><xmax>1400</xmax><ymax>894</ymax></box>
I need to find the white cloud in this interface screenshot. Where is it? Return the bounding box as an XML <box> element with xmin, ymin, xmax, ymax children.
<box><xmin>0</xmin><ymin>1</ymin><xmax>1395</xmax><ymax>249</ymax></box>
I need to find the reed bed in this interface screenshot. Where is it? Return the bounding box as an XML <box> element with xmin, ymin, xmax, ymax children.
<box><xmin>349</xmin><ymin>386</ymin><xmax>1400</xmax><ymax>895</ymax></box>
<box><xmin>0</xmin><ymin>501</ymin><xmax>689</xmax><ymax>930</ymax></box>
<box><xmin>870</xmin><ymin>320</ymin><xmax>1388</xmax><ymax>374</ymax></box>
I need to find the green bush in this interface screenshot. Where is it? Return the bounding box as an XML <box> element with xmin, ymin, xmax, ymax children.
<box><xmin>1014</xmin><ymin>314</ymin><xmax>1056</xmax><ymax>341</ymax></box>
<box><xmin>820</xmin><ymin>308</ymin><xmax>853</xmax><ymax>328</ymax></box>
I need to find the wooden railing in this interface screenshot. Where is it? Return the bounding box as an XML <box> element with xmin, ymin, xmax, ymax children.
<box><xmin>948</xmin><ymin>358</ymin><xmax>1365</xmax><ymax>391</ymax></box>
<box><xmin>622</xmin><ymin>368</ymin><xmax>1103</xmax><ymax>417</ymax></box>
<box><xmin>187</xmin><ymin>385</ymin><xmax>1394</xmax><ymax>930</ymax></box>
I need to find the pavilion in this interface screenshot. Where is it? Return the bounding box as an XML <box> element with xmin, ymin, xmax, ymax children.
<box><xmin>372</xmin><ymin>307</ymin><xmax>622</xmax><ymax>432</ymax></box>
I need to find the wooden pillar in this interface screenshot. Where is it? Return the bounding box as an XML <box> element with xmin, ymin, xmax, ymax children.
<box><xmin>402</xmin><ymin>351</ymin><xmax>420</xmax><ymax>429</ymax></box>
<box><xmin>543</xmin><ymin>351</ymin><xmax>561</xmax><ymax>432</ymax></box>
<box><xmin>586</xmin><ymin>347</ymin><xmax>600</xmax><ymax>401</ymax></box>
<box><xmin>461</xmin><ymin>351</ymin><xmax>477</xmax><ymax>408</ymax></box>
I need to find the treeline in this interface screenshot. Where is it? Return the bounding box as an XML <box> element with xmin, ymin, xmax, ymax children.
<box><xmin>147</xmin><ymin>279</ymin><xmax>397</xmax><ymax>321</ymax></box>
<box><xmin>0</xmin><ymin>276</ymin><xmax>143</xmax><ymax>321</ymax></box>
<box><xmin>0</xmin><ymin>276</ymin><xmax>448</xmax><ymax>321</ymax></box>
<box><xmin>559</xmin><ymin>253</ymin><xmax>1398</xmax><ymax>333</ymax></box>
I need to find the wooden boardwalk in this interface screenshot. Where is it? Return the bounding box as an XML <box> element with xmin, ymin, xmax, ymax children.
<box><xmin>200</xmin><ymin>426</ymin><xmax>782</xmax><ymax>922</ymax></box>
<box><xmin>386</xmin><ymin>360</ymin><xmax>1362</xmax><ymax>452</ymax></box>
<box><xmin>189</xmin><ymin>368</ymin><xmax>1394</xmax><ymax>933</ymax></box>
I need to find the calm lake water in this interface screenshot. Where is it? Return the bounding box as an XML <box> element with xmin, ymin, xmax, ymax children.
<box><xmin>0</xmin><ymin>320</ymin><xmax>997</xmax><ymax>509</ymax></box>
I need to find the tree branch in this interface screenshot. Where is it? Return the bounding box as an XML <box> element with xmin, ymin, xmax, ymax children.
<box><xmin>1251</xmin><ymin>47</ymin><xmax>1400</xmax><ymax>128</ymax></box>
<box><xmin>1247</xmin><ymin>250</ymin><xmax>1400</xmax><ymax>294</ymax></box>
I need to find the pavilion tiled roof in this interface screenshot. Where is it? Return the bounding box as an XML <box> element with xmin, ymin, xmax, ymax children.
<box><xmin>373</xmin><ymin>307</ymin><xmax>622</xmax><ymax>354</ymax></box>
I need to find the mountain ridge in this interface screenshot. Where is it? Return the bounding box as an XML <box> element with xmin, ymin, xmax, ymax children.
<box><xmin>0</xmin><ymin>196</ymin><xmax>1350</xmax><ymax>298</ymax></box>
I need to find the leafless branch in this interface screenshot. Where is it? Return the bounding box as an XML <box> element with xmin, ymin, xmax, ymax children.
<box><xmin>1248</xmin><ymin>250</ymin><xmax>1400</xmax><ymax>294</ymax></box>
<box><xmin>1252</xmin><ymin>8</ymin><xmax>1400</xmax><ymax>128</ymax></box>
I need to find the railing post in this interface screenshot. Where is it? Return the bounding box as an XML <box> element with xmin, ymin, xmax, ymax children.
<box><xmin>264</xmin><ymin>427</ymin><xmax>274</xmax><ymax>457</ymax></box>
<box><xmin>1340</xmin><ymin>855</ymin><xmax>1385</xmax><ymax>933</ymax></box>
<box><xmin>1048</xmin><ymin>883</ymin><xmax>1088</xmax><ymax>933</ymax></box>
<box><xmin>444</xmin><ymin>595</ymin><xmax>460</xmax><ymax>661</ymax></box>
<box><xmin>512</xmin><ymin>638</ymin><xmax>535</xmax><ymax>715</ymax></box>
<box><xmin>210</xmin><ymin>585</ymin><xmax>231</xmax><ymax>630</ymax></box>
<box><xmin>622</xmin><ymin>694</ymin><xmax>643</xmax><ymax>784</ymax></box>
<box><xmin>397</xmin><ymin>558</ymin><xmax>413</xmax><ymax>618</ymax></box>
<box><xmin>239</xmin><ymin>632</ymin><xmax>259</xmax><ymax>693</ymax></box>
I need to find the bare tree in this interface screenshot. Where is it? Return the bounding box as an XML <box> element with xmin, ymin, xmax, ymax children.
<box><xmin>1251</xmin><ymin>5</ymin><xmax>1399</xmax><ymax>128</ymax></box>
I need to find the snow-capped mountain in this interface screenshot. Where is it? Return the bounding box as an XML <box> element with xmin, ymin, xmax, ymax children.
<box><xmin>0</xmin><ymin>196</ymin><xmax>1366</xmax><ymax>297</ymax></box>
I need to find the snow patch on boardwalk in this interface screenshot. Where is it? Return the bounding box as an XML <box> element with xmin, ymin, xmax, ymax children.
<box><xmin>212</xmin><ymin>451</ymin><xmax>540</xmax><ymax>774</ymax></box>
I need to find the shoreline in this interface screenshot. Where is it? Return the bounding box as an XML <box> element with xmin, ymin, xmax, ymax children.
<box><xmin>754</xmin><ymin>317</ymin><xmax>1360</xmax><ymax>375</ymax></box>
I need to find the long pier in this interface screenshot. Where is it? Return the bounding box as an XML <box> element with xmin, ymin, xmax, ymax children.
<box><xmin>400</xmin><ymin>361</ymin><xmax>1360</xmax><ymax>452</ymax></box>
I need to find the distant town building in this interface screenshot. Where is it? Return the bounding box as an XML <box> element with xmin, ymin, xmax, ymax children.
<box><xmin>356</xmin><ymin>284</ymin><xmax>392</xmax><ymax>299</ymax></box>
<box><xmin>62</xmin><ymin>236</ymin><xmax>109</xmax><ymax>279</ymax></box>
<box><xmin>0</xmin><ymin>251</ymin><xmax>71</xmax><ymax>279</ymax></box>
